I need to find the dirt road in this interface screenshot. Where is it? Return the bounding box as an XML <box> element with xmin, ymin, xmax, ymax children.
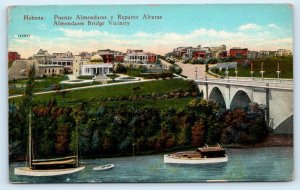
<box><xmin>175</xmin><ymin>62</ymin><xmax>213</xmax><ymax>79</ymax></box>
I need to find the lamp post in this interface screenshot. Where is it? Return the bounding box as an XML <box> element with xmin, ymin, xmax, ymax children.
<box><xmin>225</xmin><ymin>65</ymin><xmax>229</xmax><ymax>79</ymax></box>
<box><xmin>260</xmin><ymin>62</ymin><xmax>265</xmax><ymax>80</ymax></box>
<box><xmin>195</xmin><ymin>67</ymin><xmax>198</xmax><ymax>79</ymax></box>
<box><xmin>234</xmin><ymin>65</ymin><xmax>238</xmax><ymax>79</ymax></box>
<box><xmin>250</xmin><ymin>62</ymin><xmax>254</xmax><ymax>80</ymax></box>
<box><xmin>276</xmin><ymin>62</ymin><xmax>281</xmax><ymax>80</ymax></box>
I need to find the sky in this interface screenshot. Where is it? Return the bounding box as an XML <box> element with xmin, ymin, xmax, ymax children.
<box><xmin>7</xmin><ymin>4</ymin><xmax>293</xmax><ymax>58</ymax></box>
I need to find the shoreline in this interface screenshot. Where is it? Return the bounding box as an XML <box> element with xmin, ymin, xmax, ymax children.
<box><xmin>9</xmin><ymin>133</ymin><xmax>293</xmax><ymax>162</ymax></box>
<box><xmin>223</xmin><ymin>134</ymin><xmax>293</xmax><ymax>149</ymax></box>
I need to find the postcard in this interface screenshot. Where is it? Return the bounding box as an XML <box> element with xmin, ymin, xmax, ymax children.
<box><xmin>8</xmin><ymin>4</ymin><xmax>293</xmax><ymax>183</ymax></box>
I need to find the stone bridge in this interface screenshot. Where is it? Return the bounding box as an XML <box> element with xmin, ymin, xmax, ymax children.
<box><xmin>196</xmin><ymin>77</ymin><xmax>293</xmax><ymax>134</ymax></box>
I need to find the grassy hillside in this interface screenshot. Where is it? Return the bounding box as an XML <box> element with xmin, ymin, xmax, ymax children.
<box><xmin>10</xmin><ymin>79</ymin><xmax>196</xmax><ymax>110</ymax></box>
<box><xmin>211</xmin><ymin>57</ymin><xmax>293</xmax><ymax>79</ymax></box>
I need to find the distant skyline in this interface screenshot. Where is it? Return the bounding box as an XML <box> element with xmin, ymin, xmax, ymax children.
<box><xmin>8</xmin><ymin>4</ymin><xmax>293</xmax><ymax>58</ymax></box>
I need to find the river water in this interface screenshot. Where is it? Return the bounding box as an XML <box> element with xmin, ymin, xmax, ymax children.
<box><xmin>9</xmin><ymin>147</ymin><xmax>293</xmax><ymax>183</ymax></box>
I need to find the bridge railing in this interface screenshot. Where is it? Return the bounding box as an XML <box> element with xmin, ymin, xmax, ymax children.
<box><xmin>196</xmin><ymin>77</ymin><xmax>293</xmax><ymax>90</ymax></box>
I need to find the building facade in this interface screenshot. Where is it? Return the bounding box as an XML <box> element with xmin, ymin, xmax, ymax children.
<box><xmin>247</xmin><ymin>51</ymin><xmax>261</xmax><ymax>59</ymax></box>
<box><xmin>229</xmin><ymin>48</ymin><xmax>248</xmax><ymax>58</ymax></box>
<box><xmin>124</xmin><ymin>49</ymin><xmax>158</xmax><ymax>64</ymax></box>
<box><xmin>32</xmin><ymin>49</ymin><xmax>53</xmax><ymax>64</ymax></box>
<box><xmin>210</xmin><ymin>45</ymin><xmax>226</xmax><ymax>58</ymax></box>
<box><xmin>72</xmin><ymin>55</ymin><xmax>82</xmax><ymax>76</ymax></box>
<box><xmin>80</xmin><ymin>54</ymin><xmax>113</xmax><ymax>75</ymax></box>
<box><xmin>51</xmin><ymin>51</ymin><xmax>75</xmax><ymax>72</ymax></box>
<box><xmin>8</xmin><ymin>51</ymin><xmax>21</xmax><ymax>62</ymax></box>
<box><xmin>275</xmin><ymin>49</ymin><xmax>292</xmax><ymax>57</ymax></box>
<box><xmin>169</xmin><ymin>44</ymin><xmax>225</xmax><ymax>61</ymax></box>
<box><xmin>95</xmin><ymin>49</ymin><xmax>115</xmax><ymax>63</ymax></box>
<box><xmin>38</xmin><ymin>65</ymin><xmax>64</xmax><ymax>76</ymax></box>
<box><xmin>52</xmin><ymin>51</ymin><xmax>73</xmax><ymax>58</ymax></box>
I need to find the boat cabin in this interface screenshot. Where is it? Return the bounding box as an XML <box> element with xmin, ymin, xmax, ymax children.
<box><xmin>197</xmin><ymin>147</ymin><xmax>226</xmax><ymax>158</ymax></box>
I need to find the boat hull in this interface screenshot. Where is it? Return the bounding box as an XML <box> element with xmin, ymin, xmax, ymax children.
<box><xmin>14</xmin><ymin>166</ymin><xmax>85</xmax><ymax>176</ymax></box>
<box><xmin>164</xmin><ymin>154</ymin><xmax>228</xmax><ymax>164</ymax></box>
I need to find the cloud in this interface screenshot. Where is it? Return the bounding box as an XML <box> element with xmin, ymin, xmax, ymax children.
<box><xmin>268</xmin><ymin>23</ymin><xmax>281</xmax><ymax>30</ymax></box>
<box><xmin>239</xmin><ymin>23</ymin><xmax>262</xmax><ymax>31</ymax></box>
<box><xmin>9</xmin><ymin>24</ymin><xmax>292</xmax><ymax>58</ymax></box>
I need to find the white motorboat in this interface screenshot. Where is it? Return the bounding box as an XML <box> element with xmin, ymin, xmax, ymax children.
<box><xmin>93</xmin><ymin>164</ymin><xmax>115</xmax><ymax>171</ymax></box>
<box><xmin>164</xmin><ymin>144</ymin><xmax>228</xmax><ymax>164</ymax></box>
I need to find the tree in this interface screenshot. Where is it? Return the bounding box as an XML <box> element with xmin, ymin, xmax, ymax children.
<box><xmin>20</xmin><ymin>65</ymin><xmax>36</xmax><ymax>112</ymax></box>
<box><xmin>115</xmin><ymin>63</ymin><xmax>127</xmax><ymax>73</ymax></box>
<box><xmin>191</xmin><ymin>120</ymin><xmax>205</xmax><ymax>146</ymax></box>
<box><xmin>55</xmin><ymin>111</ymin><xmax>73</xmax><ymax>155</ymax></box>
<box><xmin>13</xmin><ymin>65</ymin><xmax>36</xmax><ymax>159</ymax></box>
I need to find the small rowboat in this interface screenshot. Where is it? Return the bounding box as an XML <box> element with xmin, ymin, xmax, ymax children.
<box><xmin>93</xmin><ymin>164</ymin><xmax>115</xmax><ymax>171</ymax></box>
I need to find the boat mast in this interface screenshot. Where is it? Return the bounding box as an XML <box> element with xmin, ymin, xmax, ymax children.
<box><xmin>28</xmin><ymin>109</ymin><xmax>32</xmax><ymax>168</ymax></box>
<box><xmin>76</xmin><ymin>120</ymin><xmax>79</xmax><ymax>167</ymax></box>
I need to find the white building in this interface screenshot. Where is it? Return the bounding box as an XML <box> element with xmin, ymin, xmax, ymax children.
<box><xmin>51</xmin><ymin>58</ymin><xmax>74</xmax><ymax>67</ymax></box>
<box><xmin>38</xmin><ymin>65</ymin><xmax>64</xmax><ymax>76</ymax></box>
<box><xmin>52</xmin><ymin>51</ymin><xmax>73</xmax><ymax>58</ymax></box>
<box><xmin>32</xmin><ymin>49</ymin><xmax>53</xmax><ymax>64</ymax></box>
<box><xmin>275</xmin><ymin>49</ymin><xmax>292</xmax><ymax>57</ymax></box>
<box><xmin>80</xmin><ymin>54</ymin><xmax>113</xmax><ymax>75</ymax></box>
<box><xmin>124</xmin><ymin>49</ymin><xmax>158</xmax><ymax>64</ymax></box>
<box><xmin>124</xmin><ymin>49</ymin><xmax>148</xmax><ymax>64</ymax></box>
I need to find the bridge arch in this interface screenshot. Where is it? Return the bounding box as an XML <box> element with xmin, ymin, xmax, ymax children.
<box><xmin>230</xmin><ymin>90</ymin><xmax>251</xmax><ymax>110</ymax></box>
<box><xmin>209</xmin><ymin>87</ymin><xmax>226</xmax><ymax>109</ymax></box>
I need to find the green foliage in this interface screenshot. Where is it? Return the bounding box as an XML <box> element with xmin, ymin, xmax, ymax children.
<box><xmin>138</xmin><ymin>72</ymin><xmax>173</xmax><ymax>79</ymax></box>
<box><xmin>191</xmin><ymin>120</ymin><xmax>205</xmax><ymax>146</ymax></box>
<box><xmin>9</xmin><ymin>77</ymin><xmax>269</xmax><ymax>160</ymax></box>
<box><xmin>168</xmin><ymin>65</ymin><xmax>182</xmax><ymax>74</ymax></box>
<box><xmin>106</xmin><ymin>74</ymin><xmax>120</xmax><ymax>81</ymax></box>
<box><xmin>77</xmin><ymin>75</ymin><xmax>94</xmax><ymax>79</ymax></box>
<box><xmin>191</xmin><ymin>59</ymin><xmax>205</xmax><ymax>64</ymax></box>
<box><xmin>114</xmin><ymin>63</ymin><xmax>128</xmax><ymax>73</ymax></box>
<box><xmin>126</xmin><ymin>65</ymin><xmax>146</xmax><ymax>76</ymax></box>
<box><xmin>9</xmin><ymin>75</ymin><xmax>69</xmax><ymax>96</ymax></box>
<box><xmin>208</xmin><ymin>58</ymin><xmax>219</xmax><ymax>64</ymax></box>
<box><xmin>20</xmin><ymin>65</ymin><xmax>35</xmax><ymax>111</ymax></box>
<box><xmin>218</xmin><ymin>103</ymin><xmax>268</xmax><ymax>145</ymax></box>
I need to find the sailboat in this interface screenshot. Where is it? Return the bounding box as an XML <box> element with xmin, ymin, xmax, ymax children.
<box><xmin>14</xmin><ymin>110</ymin><xmax>85</xmax><ymax>176</ymax></box>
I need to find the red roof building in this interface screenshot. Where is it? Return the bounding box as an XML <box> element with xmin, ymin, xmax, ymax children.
<box><xmin>229</xmin><ymin>48</ymin><xmax>248</xmax><ymax>58</ymax></box>
<box><xmin>8</xmin><ymin>51</ymin><xmax>21</xmax><ymax>62</ymax></box>
<box><xmin>147</xmin><ymin>54</ymin><xmax>157</xmax><ymax>63</ymax></box>
<box><xmin>193</xmin><ymin>50</ymin><xmax>207</xmax><ymax>60</ymax></box>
